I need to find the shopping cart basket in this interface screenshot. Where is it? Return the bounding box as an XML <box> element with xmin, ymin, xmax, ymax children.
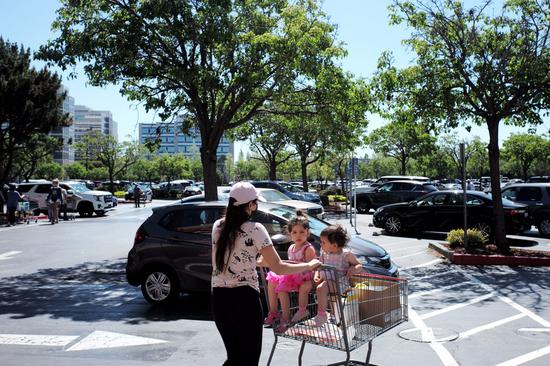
<box><xmin>260</xmin><ymin>264</ymin><xmax>408</xmax><ymax>366</ymax></box>
<box><xmin>17</xmin><ymin>200</ymin><xmax>39</xmax><ymax>224</ymax></box>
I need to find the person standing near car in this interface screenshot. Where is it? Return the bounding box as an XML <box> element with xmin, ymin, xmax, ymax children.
<box><xmin>211</xmin><ymin>182</ymin><xmax>321</xmax><ymax>366</ymax></box>
<box><xmin>46</xmin><ymin>179</ymin><xmax>64</xmax><ymax>224</ymax></box>
<box><xmin>133</xmin><ymin>183</ymin><xmax>142</xmax><ymax>208</ymax></box>
<box><xmin>6</xmin><ymin>185</ymin><xmax>24</xmax><ymax>227</ymax></box>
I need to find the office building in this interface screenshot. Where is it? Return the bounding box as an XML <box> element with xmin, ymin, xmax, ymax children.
<box><xmin>50</xmin><ymin>86</ymin><xmax>76</xmax><ymax>164</ymax></box>
<box><xmin>139</xmin><ymin>121</ymin><xmax>234</xmax><ymax>158</ymax></box>
<box><xmin>73</xmin><ymin>105</ymin><xmax>118</xmax><ymax>161</ymax></box>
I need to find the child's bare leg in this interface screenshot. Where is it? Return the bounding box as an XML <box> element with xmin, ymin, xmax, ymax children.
<box><xmin>298</xmin><ymin>281</ymin><xmax>313</xmax><ymax>310</ymax></box>
<box><xmin>316</xmin><ymin>281</ymin><xmax>328</xmax><ymax>313</ymax></box>
<box><xmin>267</xmin><ymin>281</ymin><xmax>278</xmax><ymax>313</ymax></box>
<box><xmin>278</xmin><ymin>292</ymin><xmax>291</xmax><ymax>321</ymax></box>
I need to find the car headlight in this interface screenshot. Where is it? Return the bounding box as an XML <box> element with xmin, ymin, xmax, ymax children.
<box><xmin>356</xmin><ymin>255</ymin><xmax>381</xmax><ymax>265</ymax></box>
<box><xmin>374</xmin><ymin>207</ymin><xmax>384</xmax><ymax>214</ymax></box>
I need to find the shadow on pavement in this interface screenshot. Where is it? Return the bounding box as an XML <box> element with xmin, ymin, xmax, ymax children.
<box><xmin>0</xmin><ymin>259</ymin><xmax>213</xmax><ymax>324</ymax></box>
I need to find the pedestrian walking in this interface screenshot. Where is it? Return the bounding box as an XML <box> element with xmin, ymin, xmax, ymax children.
<box><xmin>133</xmin><ymin>183</ymin><xmax>142</xmax><ymax>208</ymax></box>
<box><xmin>6</xmin><ymin>184</ymin><xmax>24</xmax><ymax>227</ymax></box>
<box><xmin>211</xmin><ymin>182</ymin><xmax>321</xmax><ymax>366</ymax></box>
<box><xmin>46</xmin><ymin>179</ymin><xmax>65</xmax><ymax>224</ymax></box>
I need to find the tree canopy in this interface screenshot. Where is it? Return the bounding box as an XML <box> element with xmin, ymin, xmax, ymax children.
<box><xmin>0</xmin><ymin>37</ymin><xmax>70</xmax><ymax>185</ymax></box>
<box><xmin>380</xmin><ymin>0</ymin><xmax>550</xmax><ymax>251</ymax></box>
<box><xmin>38</xmin><ymin>0</ymin><xmax>344</xmax><ymax>200</ymax></box>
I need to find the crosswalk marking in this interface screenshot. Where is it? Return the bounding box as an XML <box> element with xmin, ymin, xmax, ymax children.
<box><xmin>0</xmin><ymin>334</ymin><xmax>78</xmax><ymax>347</ymax></box>
<box><xmin>66</xmin><ymin>331</ymin><xmax>167</xmax><ymax>351</ymax></box>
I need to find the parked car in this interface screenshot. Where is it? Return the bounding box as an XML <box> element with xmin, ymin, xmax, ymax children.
<box><xmin>125</xmin><ymin>183</ymin><xmax>153</xmax><ymax>202</ymax></box>
<box><xmin>372</xmin><ymin>190</ymin><xmax>530</xmax><ymax>237</ymax></box>
<box><xmin>502</xmin><ymin>183</ymin><xmax>550</xmax><ymax>237</ymax></box>
<box><xmin>16</xmin><ymin>180</ymin><xmax>114</xmax><ymax>217</ymax></box>
<box><xmin>126</xmin><ymin>201</ymin><xmax>398</xmax><ymax>305</ymax></box>
<box><xmin>353</xmin><ymin>180</ymin><xmax>438</xmax><ymax>213</ymax></box>
<box><xmin>256</xmin><ymin>188</ymin><xmax>324</xmax><ymax>219</ymax></box>
<box><xmin>182</xmin><ymin>185</ymin><xmax>203</xmax><ymax>198</ymax></box>
<box><xmin>250</xmin><ymin>181</ymin><xmax>321</xmax><ymax>204</ymax></box>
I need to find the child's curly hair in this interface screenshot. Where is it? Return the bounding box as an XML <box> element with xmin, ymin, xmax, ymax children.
<box><xmin>287</xmin><ymin>209</ymin><xmax>309</xmax><ymax>231</ymax></box>
<box><xmin>320</xmin><ymin>224</ymin><xmax>349</xmax><ymax>247</ymax></box>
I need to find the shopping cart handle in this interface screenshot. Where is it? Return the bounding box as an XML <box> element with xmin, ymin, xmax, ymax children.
<box><xmin>319</xmin><ymin>264</ymin><xmax>338</xmax><ymax>271</ymax></box>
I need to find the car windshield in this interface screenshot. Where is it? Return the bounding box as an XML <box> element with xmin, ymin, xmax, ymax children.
<box><xmin>67</xmin><ymin>182</ymin><xmax>89</xmax><ymax>193</ymax></box>
<box><xmin>261</xmin><ymin>190</ymin><xmax>290</xmax><ymax>202</ymax></box>
<box><xmin>267</xmin><ymin>206</ymin><xmax>326</xmax><ymax>237</ymax></box>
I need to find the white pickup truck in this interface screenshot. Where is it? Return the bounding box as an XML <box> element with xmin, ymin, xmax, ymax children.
<box><xmin>61</xmin><ymin>181</ymin><xmax>114</xmax><ymax>216</ymax></box>
<box><xmin>17</xmin><ymin>180</ymin><xmax>113</xmax><ymax>217</ymax></box>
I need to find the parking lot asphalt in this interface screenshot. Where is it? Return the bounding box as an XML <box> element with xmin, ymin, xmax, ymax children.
<box><xmin>1</xmin><ymin>203</ymin><xmax>550</xmax><ymax>365</ymax></box>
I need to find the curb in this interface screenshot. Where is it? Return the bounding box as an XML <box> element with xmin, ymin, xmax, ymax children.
<box><xmin>428</xmin><ymin>242</ymin><xmax>550</xmax><ymax>266</ymax></box>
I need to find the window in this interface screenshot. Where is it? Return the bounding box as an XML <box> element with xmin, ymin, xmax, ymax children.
<box><xmin>160</xmin><ymin>208</ymin><xmax>223</xmax><ymax>233</ymax></box>
<box><xmin>16</xmin><ymin>184</ymin><xmax>33</xmax><ymax>193</ymax></box>
<box><xmin>35</xmin><ymin>184</ymin><xmax>52</xmax><ymax>194</ymax></box>
<box><xmin>398</xmin><ymin>183</ymin><xmax>415</xmax><ymax>191</ymax></box>
<box><xmin>517</xmin><ymin>187</ymin><xmax>542</xmax><ymax>201</ymax></box>
<box><xmin>378</xmin><ymin>183</ymin><xmax>393</xmax><ymax>192</ymax></box>
<box><xmin>501</xmin><ymin>188</ymin><xmax>517</xmax><ymax>201</ymax></box>
<box><xmin>251</xmin><ymin>211</ymin><xmax>286</xmax><ymax>237</ymax></box>
<box><xmin>448</xmin><ymin>194</ymin><xmax>463</xmax><ymax>205</ymax></box>
<box><xmin>466</xmin><ymin>195</ymin><xmax>484</xmax><ymax>205</ymax></box>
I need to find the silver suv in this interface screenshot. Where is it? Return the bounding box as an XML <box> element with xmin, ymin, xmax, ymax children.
<box><xmin>502</xmin><ymin>183</ymin><xmax>550</xmax><ymax>237</ymax></box>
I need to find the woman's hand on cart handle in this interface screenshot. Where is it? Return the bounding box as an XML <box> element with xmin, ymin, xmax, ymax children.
<box><xmin>307</xmin><ymin>259</ymin><xmax>322</xmax><ymax>271</ymax></box>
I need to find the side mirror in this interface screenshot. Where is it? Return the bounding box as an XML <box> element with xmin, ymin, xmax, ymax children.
<box><xmin>271</xmin><ymin>234</ymin><xmax>290</xmax><ymax>246</ymax></box>
<box><xmin>66</xmin><ymin>189</ymin><xmax>74</xmax><ymax>196</ymax></box>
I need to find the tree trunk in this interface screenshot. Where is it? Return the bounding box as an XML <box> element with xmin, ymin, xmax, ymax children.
<box><xmin>300</xmin><ymin>157</ymin><xmax>308</xmax><ymax>192</ymax></box>
<box><xmin>268</xmin><ymin>159</ymin><xmax>277</xmax><ymax>181</ymax></box>
<box><xmin>201</xmin><ymin>147</ymin><xmax>219</xmax><ymax>201</ymax></box>
<box><xmin>487</xmin><ymin>119</ymin><xmax>509</xmax><ymax>253</ymax></box>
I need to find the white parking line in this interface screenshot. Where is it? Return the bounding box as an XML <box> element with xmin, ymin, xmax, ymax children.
<box><xmin>400</xmin><ymin>259</ymin><xmax>443</xmax><ymax>270</ymax></box>
<box><xmin>517</xmin><ymin>328</ymin><xmax>550</xmax><ymax>332</ymax></box>
<box><xmin>459</xmin><ymin>313</ymin><xmax>526</xmax><ymax>339</ymax></box>
<box><xmin>420</xmin><ymin>292</ymin><xmax>495</xmax><ymax>320</ymax></box>
<box><xmin>499</xmin><ymin>296</ymin><xmax>550</xmax><ymax>328</ymax></box>
<box><xmin>496</xmin><ymin>344</ymin><xmax>550</xmax><ymax>366</ymax></box>
<box><xmin>409</xmin><ymin>282</ymin><xmax>476</xmax><ymax>299</ymax></box>
<box><xmin>409</xmin><ymin>309</ymin><xmax>459</xmax><ymax>366</ymax></box>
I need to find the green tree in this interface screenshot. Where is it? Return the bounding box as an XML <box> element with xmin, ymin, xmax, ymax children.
<box><xmin>0</xmin><ymin>38</ymin><xmax>70</xmax><ymax>185</ymax></box>
<box><xmin>12</xmin><ymin>134</ymin><xmax>62</xmax><ymax>182</ymax></box>
<box><xmin>385</xmin><ymin>0</ymin><xmax>550</xmax><ymax>251</ymax></box>
<box><xmin>156</xmin><ymin>154</ymin><xmax>190</xmax><ymax>183</ymax></box>
<box><xmin>34</xmin><ymin>160</ymin><xmax>64</xmax><ymax>181</ymax></box>
<box><xmin>74</xmin><ymin>131</ymin><xmax>137</xmax><ymax>193</ymax></box>
<box><xmin>38</xmin><ymin>0</ymin><xmax>342</xmax><ymax>201</ymax></box>
<box><xmin>64</xmin><ymin>162</ymin><xmax>87</xmax><ymax>180</ymax></box>
<box><xmin>366</xmin><ymin>118</ymin><xmax>435</xmax><ymax>175</ymax></box>
<box><xmin>502</xmin><ymin>133</ymin><xmax>550</xmax><ymax>180</ymax></box>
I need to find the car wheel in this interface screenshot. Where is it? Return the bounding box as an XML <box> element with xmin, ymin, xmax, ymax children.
<box><xmin>78</xmin><ymin>203</ymin><xmax>94</xmax><ymax>217</ymax></box>
<box><xmin>473</xmin><ymin>221</ymin><xmax>492</xmax><ymax>238</ymax></box>
<box><xmin>356</xmin><ymin>200</ymin><xmax>370</xmax><ymax>214</ymax></box>
<box><xmin>538</xmin><ymin>217</ymin><xmax>550</xmax><ymax>238</ymax></box>
<box><xmin>141</xmin><ymin>267</ymin><xmax>180</xmax><ymax>305</ymax></box>
<box><xmin>384</xmin><ymin>215</ymin><xmax>402</xmax><ymax>234</ymax></box>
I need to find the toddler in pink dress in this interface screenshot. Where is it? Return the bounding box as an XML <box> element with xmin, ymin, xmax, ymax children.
<box><xmin>263</xmin><ymin>210</ymin><xmax>317</xmax><ymax>332</ymax></box>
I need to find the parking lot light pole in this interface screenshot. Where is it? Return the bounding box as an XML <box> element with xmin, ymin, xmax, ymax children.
<box><xmin>460</xmin><ymin>143</ymin><xmax>468</xmax><ymax>250</ymax></box>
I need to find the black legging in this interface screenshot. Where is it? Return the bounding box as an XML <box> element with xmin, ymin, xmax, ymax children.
<box><xmin>212</xmin><ymin>286</ymin><xmax>264</xmax><ymax>366</ymax></box>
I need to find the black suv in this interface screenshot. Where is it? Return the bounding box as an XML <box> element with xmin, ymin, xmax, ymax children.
<box><xmin>354</xmin><ymin>180</ymin><xmax>438</xmax><ymax>213</ymax></box>
<box><xmin>126</xmin><ymin>201</ymin><xmax>398</xmax><ymax>305</ymax></box>
<box><xmin>501</xmin><ymin>183</ymin><xmax>550</xmax><ymax>237</ymax></box>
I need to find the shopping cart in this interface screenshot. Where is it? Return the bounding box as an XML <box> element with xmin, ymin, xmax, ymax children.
<box><xmin>260</xmin><ymin>264</ymin><xmax>408</xmax><ymax>366</ymax></box>
<box><xmin>17</xmin><ymin>200</ymin><xmax>39</xmax><ymax>224</ymax></box>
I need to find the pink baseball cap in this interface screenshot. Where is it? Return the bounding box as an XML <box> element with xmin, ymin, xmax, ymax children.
<box><xmin>229</xmin><ymin>182</ymin><xmax>260</xmax><ymax>206</ymax></box>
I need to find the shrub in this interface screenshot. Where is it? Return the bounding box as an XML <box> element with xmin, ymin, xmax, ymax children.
<box><xmin>328</xmin><ymin>194</ymin><xmax>347</xmax><ymax>203</ymax></box>
<box><xmin>114</xmin><ymin>190</ymin><xmax>126</xmax><ymax>198</ymax></box>
<box><xmin>446</xmin><ymin>228</ymin><xmax>488</xmax><ymax>249</ymax></box>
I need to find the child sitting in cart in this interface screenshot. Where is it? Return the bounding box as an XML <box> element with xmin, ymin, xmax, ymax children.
<box><xmin>314</xmin><ymin>225</ymin><xmax>362</xmax><ymax>327</ymax></box>
<box><xmin>263</xmin><ymin>210</ymin><xmax>317</xmax><ymax>332</ymax></box>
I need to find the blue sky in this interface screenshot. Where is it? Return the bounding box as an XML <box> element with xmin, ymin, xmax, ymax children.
<box><xmin>0</xmin><ymin>0</ymin><xmax>547</xmax><ymax>156</ymax></box>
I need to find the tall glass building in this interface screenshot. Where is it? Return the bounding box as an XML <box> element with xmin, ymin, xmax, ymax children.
<box><xmin>139</xmin><ymin>121</ymin><xmax>234</xmax><ymax>158</ymax></box>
